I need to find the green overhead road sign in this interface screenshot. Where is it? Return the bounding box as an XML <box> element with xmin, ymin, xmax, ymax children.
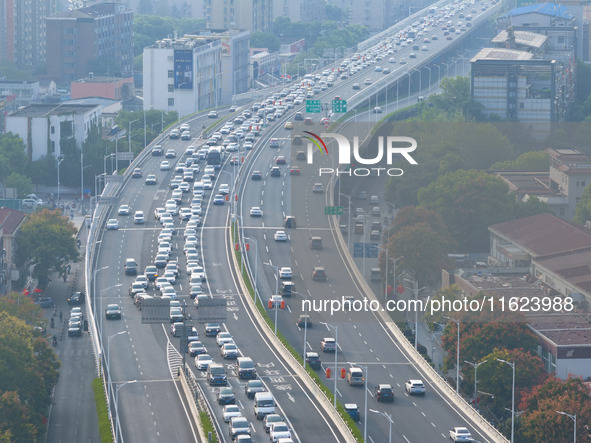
<box><xmin>332</xmin><ymin>99</ymin><xmax>347</xmax><ymax>113</ymax></box>
<box><xmin>306</xmin><ymin>100</ymin><xmax>322</xmax><ymax>113</ymax></box>
<box><xmin>325</xmin><ymin>206</ymin><xmax>344</xmax><ymax>215</ymax></box>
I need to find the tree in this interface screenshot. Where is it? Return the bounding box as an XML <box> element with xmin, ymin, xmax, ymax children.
<box><xmin>251</xmin><ymin>32</ymin><xmax>280</xmax><ymax>52</ymax></box>
<box><xmin>475</xmin><ymin>348</ymin><xmax>546</xmax><ymax>418</ymax></box>
<box><xmin>490</xmin><ymin>151</ymin><xmax>549</xmax><ymax>171</ymax></box>
<box><xmin>574</xmin><ymin>182</ymin><xmax>591</xmax><ymax>225</ymax></box>
<box><xmin>4</xmin><ymin>172</ymin><xmax>32</xmax><ymax>197</ymax></box>
<box><xmin>0</xmin><ymin>133</ymin><xmax>29</xmax><ymax>184</ymax></box>
<box><xmin>0</xmin><ymin>391</ymin><xmax>36</xmax><ymax>442</ymax></box>
<box><xmin>518</xmin><ymin>376</ymin><xmax>591</xmax><ymax>443</ymax></box>
<box><xmin>514</xmin><ymin>196</ymin><xmax>552</xmax><ymax>219</ymax></box>
<box><xmin>0</xmin><ymin>292</ymin><xmax>44</xmax><ymax>327</ymax></box>
<box><xmin>15</xmin><ymin>209</ymin><xmax>79</xmax><ymax>287</ymax></box>
<box><xmin>418</xmin><ymin>169</ymin><xmax>516</xmax><ymax>251</ymax></box>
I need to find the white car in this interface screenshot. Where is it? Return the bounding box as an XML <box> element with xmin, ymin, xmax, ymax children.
<box><xmin>195</xmin><ymin>354</ymin><xmax>213</xmax><ymax>370</ymax></box>
<box><xmin>133</xmin><ymin>211</ymin><xmax>145</xmax><ymax>224</ymax></box>
<box><xmin>269</xmin><ymin>422</ymin><xmax>291</xmax><ymax>442</ymax></box>
<box><xmin>405</xmin><ymin>379</ymin><xmax>426</xmax><ymax>395</ymax></box>
<box><xmin>216</xmin><ymin>332</ymin><xmax>234</xmax><ymax>347</ymax></box>
<box><xmin>269</xmin><ymin>294</ymin><xmax>283</xmax><ymax>308</ymax></box>
<box><xmin>222</xmin><ymin>405</ymin><xmax>241</xmax><ymax>422</ymax></box>
<box><xmin>249</xmin><ymin>207</ymin><xmax>263</xmax><ymax>217</ymax></box>
<box><xmin>449</xmin><ymin>427</ymin><xmax>472</xmax><ymax>442</ymax></box>
<box><xmin>219</xmin><ymin>183</ymin><xmax>230</xmax><ymax>195</ymax></box>
<box><xmin>106</xmin><ymin>219</ymin><xmax>119</xmax><ymax>230</ymax></box>
<box><xmin>160</xmin><ymin>160</ymin><xmax>171</xmax><ymax>171</ymax></box>
<box><xmin>118</xmin><ymin>204</ymin><xmax>131</xmax><ymax>215</ymax></box>
<box><xmin>274</xmin><ymin>231</ymin><xmax>288</xmax><ymax>241</ymax></box>
<box><xmin>202</xmin><ymin>178</ymin><xmax>213</xmax><ymax>190</ymax></box>
<box><xmin>279</xmin><ymin>267</ymin><xmax>292</xmax><ymax>279</ymax></box>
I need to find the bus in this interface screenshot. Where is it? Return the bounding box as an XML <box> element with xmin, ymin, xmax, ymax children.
<box><xmin>207</xmin><ymin>146</ymin><xmax>223</xmax><ymax>169</ymax></box>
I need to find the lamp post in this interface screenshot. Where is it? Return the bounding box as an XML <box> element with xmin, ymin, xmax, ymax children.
<box><xmin>441</xmin><ymin>62</ymin><xmax>449</xmax><ymax>79</ymax></box>
<box><xmin>92</xmin><ymin>266</ymin><xmax>109</xmax><ymax>326</ymax></box>
<box><xmin>263</xmin><ymin>262</ymin><xmax>279</xmax><ymax>335</ymax></box>
<box><xmin>404</xmin><ymin>277</ymin><xmax>425</xmax><ymax>350</ymax></box>
<box><xmin>444</xmin><ymin>316</ymin><xmax>460</xmax><ymax>393</ymax></box>
<box><xmin>81</xmin><ymin>163</ymin><xmax>93</xmax><ymax>214</ymax></box>
<box><xmin>115</xmin><ymin>380</ymin><xmax>137</xmax><ymax>443</ymax></box>
<box><xmin>339</xmin><ymin>193</ymin><xmax>352</xmax><ymax>251</ymax></box>
<box><xmin>497</xmin><ymin>358</ymin><xmax>516</xmax><ymax>443</ymax></box>
<box><xmin>556</xmin><ymin>411</ymin><xmax>576</xmax><ymax>443</ymax></box>
<box><xmin>464</xmin><ymin>359</ymin><xmax>487</xmax><ymax>409</ymax></box>
<box><xmin>143</xmin><ymin>110</ymin><xmax>147</xmax><ymax>150</ymax></box>
<box><xmin>107</xmin><ymin>330</ymin><xmax>127</xmax><ymax>420</ymax></box>
<box><xmin>352</xmin><ymin>363</ymin><xmax>369</xmax><ymax>442</ymax></box>
<box><xmin>411</xmin><ymin>68</ymin><xmax>422</xmax><ymax>95</ymax></box>
<box><xmin>244</xmin><ymin>237</ymin><xmax>259</xmax><ymax>304</ymax></box>
<box><xmin>319</xmin><ymin>321</ymin><xmax>338</xmax><ymax>408</ymax></box>
<box><xmin>369</xmin><ymin>409</ymin><xmax>393</xmax><ymax>443</ymax></box>
<box><xmin>128</xmin><ymin>119</ymin><xmax>139</xmax><ymax>154</ymax></box>
<box><xmin>424</xmin><ymin>66</ymin><xmax>432</xmax><ymax>94</ymax></box>
<box><xmin>57</xmin><ymin>156</ymin><xmax>64</xmax><ymax>207</ymax></box>
<box><xmin>405</xmin><ymin>71</ymin><xmax>412</xmax><ymax>103</ymax></box>
<box><xmin>302</xmin><ymin>289</ymin><xmax>311</xmax><ymax>369</ymax></box>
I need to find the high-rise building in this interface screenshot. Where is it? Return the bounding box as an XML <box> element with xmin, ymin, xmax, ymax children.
<box><xmin>143</xmin><ymin>36</ymin><xmax>222</xmax><ymax>118</ymax></box>
<box><xmin>272</xmin><ymin>0</ymin><xmax>325</xmax><ymax>23</ymax></box>
<box><xmin>46</xmin><ymin>2</ymin><xmax>133</xmax><ymax>83</ymax></box>
<box><xmin>0</xmin><ymin>0</ymin><xmax>55</xmax><ymax>68</ymax></box>
<box><xmin>203</xmin><ymin>0</ymin><xmax>273</xmax><ymax>32</ymax></box>
<box><xmin>348</xmin><ymin>0</ymin><xmax>409</xmax><ymax>33</ymax></box>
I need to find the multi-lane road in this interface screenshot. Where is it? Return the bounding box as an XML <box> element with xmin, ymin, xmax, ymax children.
<box><xmin>89</xmin><ymin>0</ymin><xmax>505</xmax><ymax>441</ymax></box>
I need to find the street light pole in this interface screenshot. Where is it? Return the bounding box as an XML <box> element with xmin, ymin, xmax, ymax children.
<box><xmin>244</xmin><ymin>237</ymin><xmax>258</xmax><ymax>304</ymax></box>
<box><xmin>99</xmin><ymin>283</ymin><xmax>122</xmax><ymax>340</ymax></box>
<box><xmin>444</xmin><ymin>316</ymin><xmax>460</xmax><ymax>393</ymax></box>
<box><xmin>115</xmin><ymin>380</ymin><xmax>137</xmax><ymax>443</ymax></box>
<box><xmin>464</xmin><ymin>359</ymin><xmax>487</xmax><ymax>409</ymax></box>
<box><xmin>556</xmin><ymin>411</ymin><xmax>577</xmax><ymax>443</ymax></box>
<box><xmin>57</xmin><ymin>156</ymin><xmax>64</xmax><ymax>207</ymax></box>
<box><xmin>263</xmin><ymin>262</ymin><xmax>279</xmax><ymax>335</ymax></box>
<box><xmin>107</xmin><ymin>330</ymin><xmax>127</xmax><ymax>419</ymax></box>
<box><xmin>369</xmin><ymin>409</ymin><xmax>393</xmax><ymax>443</ymax></box>
<box><xmin>352</xmin><ymin>363</ymin><xmax>369</xmax><ymax>442</ymax></box>
<box><xmin>320</xmin><ymin>322</ymin><xmax>338</xmax><ymax>408</ymax></box>
<box><xmin>405</xmin><ymin>278</ymin><xmax>425</xmax><ymax>350</ymax></box>
<box><xmin>128</xmin><ymin>119</ymin><xmax>139</xmax><ymax>153</ymax></box>
<box><xmin>497</xmin><ymin>358</ymin><xmax>516</xmax><ymax>443</ymax></box>
<box><xmin>92</xmin><ymin>265</ymin><xmax>109</xmax><ymax>328</ymax></box>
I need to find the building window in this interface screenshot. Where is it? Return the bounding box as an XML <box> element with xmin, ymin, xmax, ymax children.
<box><xmin>50</xmin><ymin>126</ymin><xmax>55</xmax><ymax>134</ymax></box>
<box><xmin>168</xmin><ymin>84</ymin><xmax>174</xmax><ymax>92</ymax></box>
<box><xmin>168</xmin><ymin>98</ymin><xmax>174</xmax><ymax>106</ymax></box>
<box><xmin>50</xmin><ymin>141</ymin><xmax>55</xmax><ymax>153</ymax></box>
<box><xmin>558</xmin><ymin>36</ymin><xmax>565</xmax><ymax>44</ymax></box>
<box><xmin>168</xmin><ymin>70</ymin><xmax>174</xmax><ymax>78</ymax></box>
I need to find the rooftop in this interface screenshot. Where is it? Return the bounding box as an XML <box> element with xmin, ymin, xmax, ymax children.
<box><xmin>500</xmin><ymin>2</ymin><xmax>574</xmax><ymax>20</ymax></box>
<box><xmin>50</xmin><ymin>2</ymin><xmax>130</xmax><ymax>19</ymax></box>
<box><xmin>489</xmin><ymin>213</ymin><xmax>591</xmax><ymax>257</ymax></box>
<box><xmin>528</xmin><ymin>314</ymin><xmax>591</xmax><ymax>346</ymax></box>
<box><xmin>72</xmin><ymin>76</ymin><xmax>133</xmax><ymax>84</ymax></box>
<box><xmin>494</xmin><ymin>171</ymin><xmax>553</xmax><ymax>195</ymax></box>
<box><xmin>472</xmin><ymin>47</ymin><xmax>534</xmax><ymax>61</ymax></box>
<box><xmin>492</xmin><ymin>30</ymin><xmax>548</xmax><ymax>49</ymax></box>
<box><xmin>0</xmin><ymin>208</ymin><xmax>27</xmax><ymax>235</ymax></box>
<box><xmin>9</xmin><ymin>103</ymin><xmax>100</xmax><ymax>118</ymax></box>
<box><xmin>535</xmin><ymin>250</ymin><xmax>591</xmax><ymax>293</ymax></box>
<box><xmin>148</xmin><ymin>36</ymin><xmax>218</xmax><ymax>50</ymax></box>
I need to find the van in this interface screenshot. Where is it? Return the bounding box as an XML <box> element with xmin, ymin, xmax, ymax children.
<box><xmin>371</xmin><ymin>206</ymin><xmax>382</xmax><ymax>217</ymax></box>
<box><xmin>237</xmin><ymin>356</ymin><xmax>257</xmax><ymax>379</ymax></box>
<box><xmin>207</xmin><ymin>364</ymin><xmax>227</xmax><ymax>385</ymax></box>
<box><xmin>280</xmin><ymin>281</ymin><xmax>295</xmax><ymax>297</ymax></box>
<box><xmin>370</xmin><ymin>268</ymin><xmax>382</xmax><ymax>282</ymax></box>
<box><xmin>254</xmin><ymin>392</ymin><xmax>275</xmax><ymax>419</ymax></box>
<box><xmin>309</xmin><ymin>236</ymin><xmax>323</xmax><ymax>250</ymax></box>
<box><xmin>193</xmin><ymin>181</ymin><xmax>204</xmax><ymax>194</ymax></box>
<box><xmin>347</xmin><ymin>367</ymin><xmax>365</xmax><ymax>385</ymax></box>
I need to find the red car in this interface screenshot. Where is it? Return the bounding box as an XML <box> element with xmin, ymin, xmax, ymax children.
<box><xmin>275</xmin><ymin>156</ymin><xmax>286</xmax><ymax>165</ymax></box>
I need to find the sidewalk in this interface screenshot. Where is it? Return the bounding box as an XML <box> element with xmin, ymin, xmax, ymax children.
<box><xmin>43</xmin><ymin>215</ymin><xmax>101</xmax><ymax>443</ymax></box>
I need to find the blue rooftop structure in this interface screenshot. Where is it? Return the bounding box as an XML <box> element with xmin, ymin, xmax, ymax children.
<box><xmin>500</xmin><ymin>2</ymin><xmax>574</xmax><ymax>20</ymax></box>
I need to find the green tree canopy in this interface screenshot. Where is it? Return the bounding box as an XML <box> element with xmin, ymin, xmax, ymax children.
<box><xmin>574</xmin><ymin>182</ymin><xmax>591</xmax><ymax>225</ymax></box>
<box><xmin>133</xmin><ymin>15</ymin><xmax>206</xmax><ymax>57</ymax></box>
<box><xmin>490</xmin><ymin>151</ymin><xmax>549</xmax><ymax>171</ymax></box>
<box><xmin>418</xmin><ymin>169</ymin><xmax>516</xmax><ymax>251</ymax></box>
<box><xmin>15</xmin><ymin>209</ymin><xmax>79</xmax><ymax>287</ymax></box>
<box><xmin>4</xmin><ymin>172</ymin><xmax>32</xmax><ymax>198</ymax></box>
<box><xmin>251</xmin><ymin>32</ymin><xmax>280</xmax><ymax>52</ymax></box>
<box><xmin>0</xmin><ymin>133</ymin><xmax>29</xmax><ymax>185</ymax></box>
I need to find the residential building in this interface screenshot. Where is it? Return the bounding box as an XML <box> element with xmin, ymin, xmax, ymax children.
<box><xmin>46</xmin><ymin>2</ymin><xmax>133</xmax><ymax>83</ymax></box>
<box><xmin>0</xmin><ymin>81</ymin><xmax>40</xmax><ymax>108</ymax></box>
<box><xmin>251</xmin><ymin>50</ymin><xmax>280</xmax><ymax>86</ymax></box>
<box><xmin>143</xmin><ymin>37</ymin><xmax>222</xmax><ymax>118</ymax></box>
<box><xmin>0</xmin><ymin>0</ymin><xmax>55</xmax><ymax>68</ymax></box>
<box><xmin>272</xmin><ymin>0</ymin><xmax>325</xmax><ymax>22</ymax></box>
<box><xmin>203</xmin><ymin>0</ymin><xmax>273</xmax><ymax>32</ymax></box>
<box><xmin>71</xmin><ymin>76</ymin><xmax>134</xmax><ymax>101</ymax></box>
<box><xmin>4</xmin><ymin>103</ymin><xmax>101</xmax><ymax>160</ymax></box>
<box><xmin>348</xmin><ymin>0</ymin><xmax>408</xmax><ymax>33</ymax></box>
<box><xmin>0</xmin><ymin>207</ymin><xmax>27</xmax><ymax>295</ymax></box>
<box><xmin>470</xmin><ymin>48</ymin><xmax>565</xmax><ymax>135</ymax></box>
<box><xmin>497</xmin><ymin>2</ymin><xmax>587</xmax><ymax>61</ymax></box>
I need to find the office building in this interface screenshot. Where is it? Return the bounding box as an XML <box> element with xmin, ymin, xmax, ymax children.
<box><xmin>272</xmin><ymin>0</ymin><xmax>325</xmax><ymax>22</ymax></box>
<box><xmin>143</xmin><ymin>37</ymin><xmax>222</xmax><ymax>118</ymax></box>
<box><xmin>203</xmin><ymin>0</ymin><xmax>272</xmax><ymax>32</ymax></box>
<box><xmin>46</xmin><ymin>2</ymin><xmax>133</xmax><ymax>83</ymax></box>
<box><xmin>71</xmin><ymin>76</ymin><xmax>134</xmax><ymax>101</ymax></box>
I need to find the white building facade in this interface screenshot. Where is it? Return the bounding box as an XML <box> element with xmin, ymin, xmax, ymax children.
<box><xmin>5</xmin><ymin>103</ymin><xmax>101</xmax><ymax>160</ymax></box>
<box><xmin>143</xmin><ymin>37</ymin><xmax>222</xmax><ymax>118</ymax></box>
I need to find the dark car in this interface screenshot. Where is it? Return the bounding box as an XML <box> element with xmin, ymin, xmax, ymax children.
<box><xmin>145</xmin><ymin>265</ymin><xmax>158</xmax><ymax>281</ymax></box>
<box><xmin>296</xmin><ymin>315</ymin><xmax>311</xmax><ymax>328</ymax></box>
<box><xmin>312</xmin><ymin>267</ymin><xmax>327</xmax><ymax>281</ymax></box>
<box><xmin>36</xmin><ymin>297</ymin><xmax>54</xmax><ymax>308</ymax></box>
<box><xmin>305</xmin><ymin>352</ymin><xmax>321</xmax><ymax>369</ymax></box>
<box><xmin>124</xmin><ymin>258</ymin><xmax>138</xmax><ymax>276</ymax></box>
<box><xmin>68</xmin><ymin>321</ymin><xmax>82</xmax><ymax>337</ymax></box>
<box><xmin>152</xmin><ymin>145</ymin><xmax>164</xmax><ymax>156</ymax></box>
<box><xmin>205</xmin><ymin>322</ymin><xmax>221</xmax><ymax>336</ymax></box>
<box><xmin>251</xmin><ymin>171</ymin><xmax>262</xmax><ymax>180</ymax></box>
<box><xmin>345</xmin><ymin>403</ymin><xmax>360</xmax><ymax>421</ymax></box>
<box><xmin>290</xmin><ymin>166</ymin><xmax>301</xmax><ymax>175</ymax></box>
<box><xmin>105</xmin><ymin>304</ymin><xmax>122</xmax><ymax>320</ymax></box>
<box><xmin>245</xmin><ymin>380</ymin><xmax>266</xmax><ymax>399</ymax></box>
<box><xmin>217</xmin><ymin>387</ymin><xmax>235</xmax><ymax>405</ymax></box>
<box><xmin>189</xmin><ymin>341</ymin><xmax>207</xmax><ymax>357</ymax></box>
<box><xmin>375</xmin><ymin>384</ymin><xmax>394</xmax><ymax>402</ymax></box>
<box><xmin>67</xmin><ymin>292</ymin><xmax>85</xmax><ymax>305</ymax></box>
<box><xmin>270</xmin><ymin>167</ymin><xmax>281</xmax><ymax>177</ymax></box>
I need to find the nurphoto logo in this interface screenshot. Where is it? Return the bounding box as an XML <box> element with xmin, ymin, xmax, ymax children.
<box><xmin>302</xmin><ymin>132</ymin><xmax>418</xmax><ymax>176</ymax></box>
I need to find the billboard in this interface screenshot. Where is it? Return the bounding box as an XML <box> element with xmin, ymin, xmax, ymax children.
<box><xmin>174</xmin><ymin>49</ymin><xmax>193</xmax><ymax>90</ymax></box>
